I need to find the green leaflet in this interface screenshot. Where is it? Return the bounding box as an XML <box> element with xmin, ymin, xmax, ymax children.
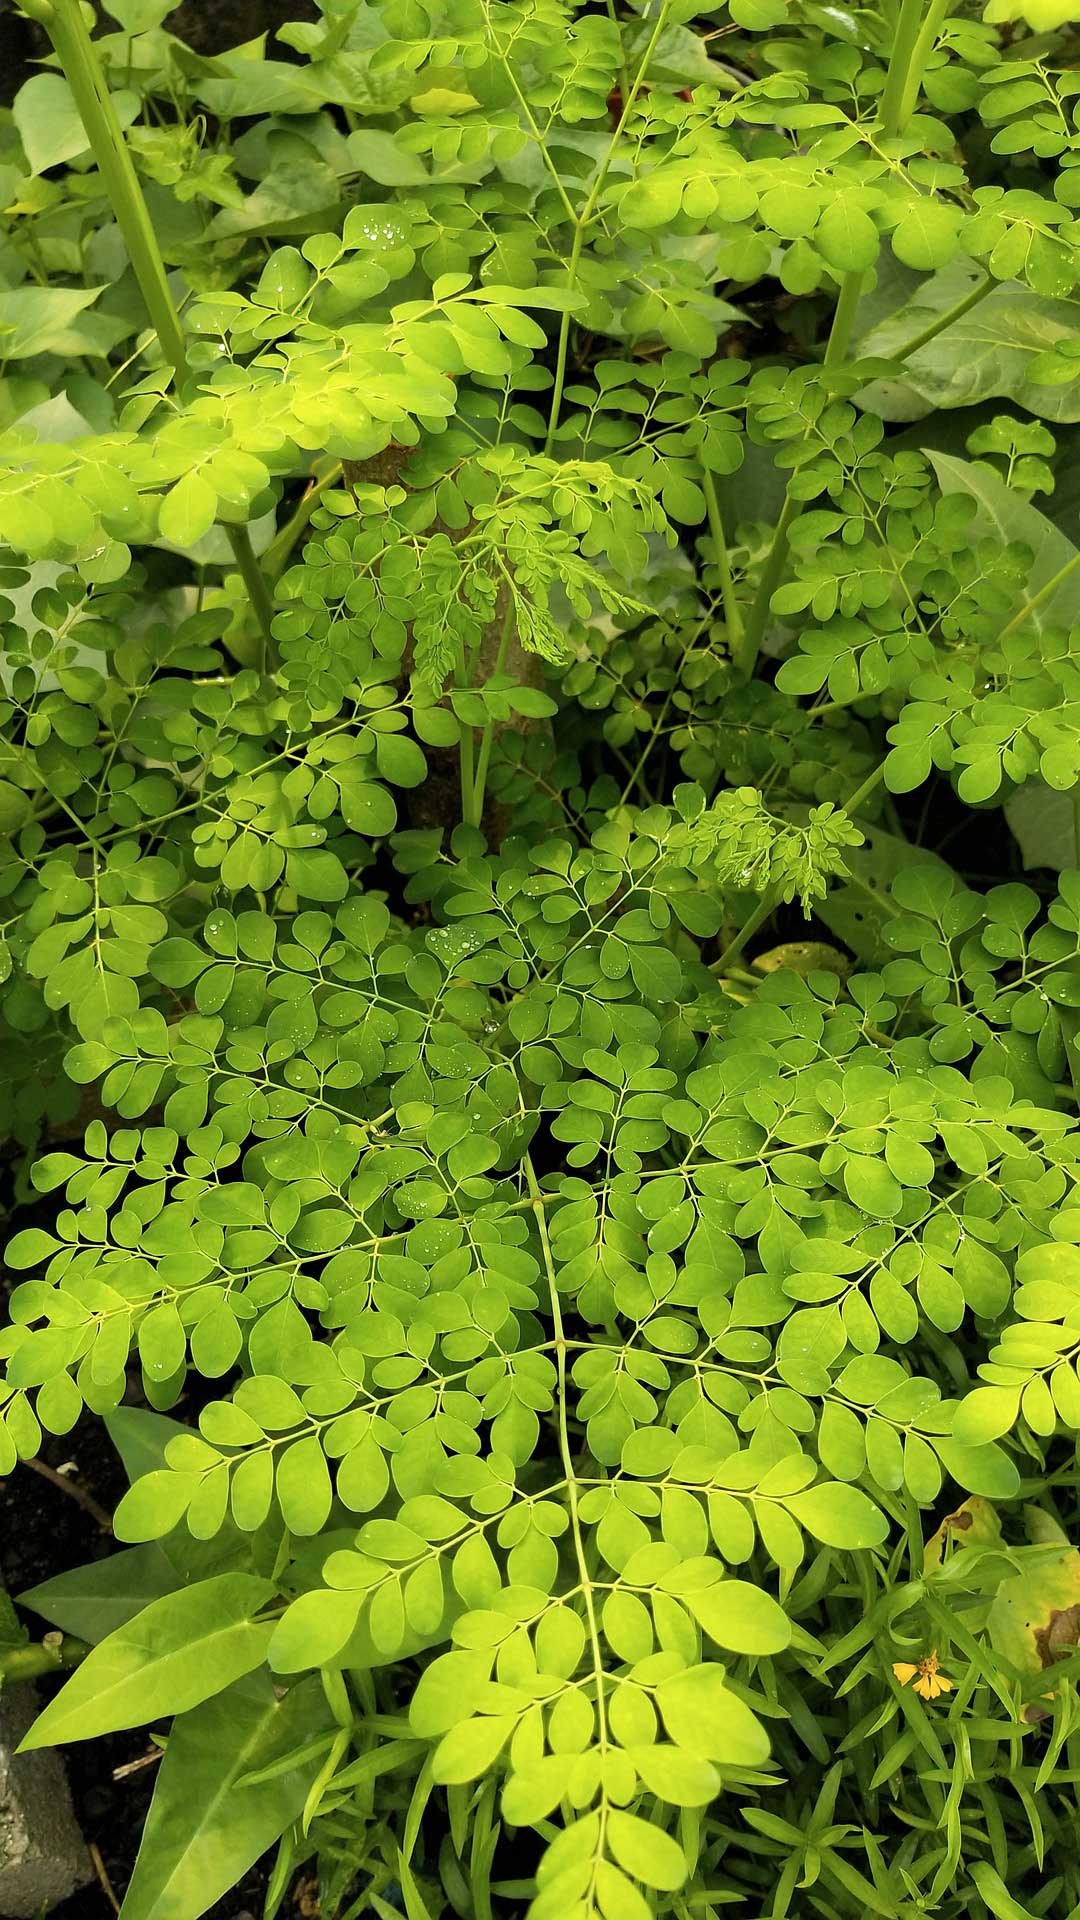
<box><xmin>928</xmin><ymin>453</ymin><xmax>1080</xmax><ymax>634</ymax></box>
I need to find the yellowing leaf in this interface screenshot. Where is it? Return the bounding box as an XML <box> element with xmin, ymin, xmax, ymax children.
<box><xmin>923</xmin><ymin>1495</ymin><xmax>1003</xmax><ymax>1570</ymax></box>
<box><xmin>989</xmin><ymin>1548</ymin><xmax>1080</xmax><ymax>1677</ymax></box>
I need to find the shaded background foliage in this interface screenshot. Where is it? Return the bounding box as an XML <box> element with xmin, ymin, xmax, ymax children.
<box><xmin>0</xmin><ymin>0</ymin><xmax>320</xmax><ymax>104</ymax></box>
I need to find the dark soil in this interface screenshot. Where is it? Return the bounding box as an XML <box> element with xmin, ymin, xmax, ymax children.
<box><xmin>0</xmin><ymin>0</ymin><xmax>319</xmax><ymax>106</ymax></box>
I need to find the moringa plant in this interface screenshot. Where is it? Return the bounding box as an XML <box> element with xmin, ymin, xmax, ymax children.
<box><xmin>4</xmin><ymin>2</ymin><xmax>1080</xmax><ymax>1918</ymax></box>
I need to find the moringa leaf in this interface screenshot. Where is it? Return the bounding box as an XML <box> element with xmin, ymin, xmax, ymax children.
<box><xmin>928</xmin><ymin>452</ymin><xmax>1080</xmax><ymax>631</ymax></box>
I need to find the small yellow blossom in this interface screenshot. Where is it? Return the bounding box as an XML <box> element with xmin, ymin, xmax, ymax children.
<box><xmin>892</xmin><ymin>1650</ymin><xmax>954</xmax><ymax>1701</ymax></box>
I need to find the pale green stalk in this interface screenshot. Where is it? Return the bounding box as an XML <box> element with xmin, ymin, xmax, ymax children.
<box><xmin>0</xmin><ymin>1634</ymin><xmax>89</xmax><ymax>1683</ymax></box>
<box><xmin>879</xmin><ymin>0</ymin><xmax>932</xmax><ymax>136</ymax></box>
<box><xmin>525</xmin><ymin>1155</ymin><xmax>611</xmax><ymax>1783</ymax></box>
<box><xmin>996</xmin><ymin>550</ymin><xmax>1080</xmax><ymax>642</ymax></box>
<box><xmin>715</xmin><ymin>893</ymin><xmax>775</xmax><ymax>975</ymax></box>
<box><xmin>742</xmin><ymin>492</ymin><xmax>800</xmax><ymax>678</ymax></box>
<box><xmin>840</xmin><ymin>760</ymin><xmax>888</xmax><ymax>819</ymax></box>
<box><xmin>899</xmin><ymin>0</ymin><xmax>953</xmax><ymax>129</ymax></box>
<box><xmin>701</xmin><ymin>468</ymin><xmax>745</xmax><ymax>668</ymax></box>
<box><xmin>262</xmin><ymin>461</ymin><xmax>343</xmax><ymax>581</ymax></box>
<box><xmin>892</xmin><ymin>270</ymin><xmax>995</xmax><ymax>363</ymax></box>
<box><xmin>458</xmin><ymin>654</ymin><xmax>477</xmax><ymax>828</ymax></box>
<box><xmin>467</xmin><ymin>600</ymin><xmax>517</xmax><ymax>829</ymax></box>
<box><xmin>20</xmin><ymin>0</ymin><xmax>274</xmax><ymax>656</ymax></box>
<box><xmin>823</xmin><ymin>270</ymin><xmax>867</xmax><ymax>369</ymax></box>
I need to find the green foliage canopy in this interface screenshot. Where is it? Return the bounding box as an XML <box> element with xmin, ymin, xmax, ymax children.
<box><xmin>5</xmin><ymin>1</ymin><xmax>1080</xmax><ymax>1918</ymax></box>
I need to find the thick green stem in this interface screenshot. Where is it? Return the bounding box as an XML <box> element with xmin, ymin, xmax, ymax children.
<box><xmin>525</xmin><ymin>1155</ymin><xmax>610</xmax><ymax>1763</ymax></box>
<box><xmin>459</xmin><ymin>715</ymin><xmax>476</xmax><ymax>832</ymax></box>
<box><xmin>226</xmin><ymin>523</ymin><xmax>275</xmax><ymax>659</ymax></box>
<box><xmin>815</xmin><ymin>1</ymin><xmax>929</xmax><ymax>464</ymax></box>
<box><xmin>545</xmin><ymin>224</ymin><xmax>586</xmax><ymax>457</ymax></box>
<box><xmin>262</xmin><ymin>462</ymin><xmax>343</xmax><ymax>582</ymax></box>
<box><xmin>0</xmin><ymin>1635</ymin><xmax>90</xmax><ymax>1685</ymax></box>
<box><xmin>23</xmin><ymin>0</ymin><xmax>188</xmax><ymax>374</ymax></box>
<box><xmin>742</xmin><ymin>492</ymin><xmax>800</xmax><ymax>678</ymax></box>
<box><xmin>467</xmin><ymin>601</ymin><xmax>516</xmax><ymax>829</ymax></box>
<box><xmin>454</xmin><ymin>627</ymin><xmax>479</xmax><ymax>827</ymax></box>
<box><xmin>21</xmin><ymin>0</ymin><xmax>274</xmax><ymax>656</ymax></box>
<box><xmin>841</xmin><ymin>760</ymin><xmax>888</xmax><ymax>820</ymax></box>
<box><xmin>899</xmin><ymin>0</ymin><xmax>953</xmax><ymax>129</ymax></box>
<box><xmin>823</xmin><ymin>272</ymin><xmax>867</xmax><ymax>369</ymax></box>
<box><xmin>880</xmin><ymin>0</ymin><xmax>930</xmax><ymax>136</ymax></box>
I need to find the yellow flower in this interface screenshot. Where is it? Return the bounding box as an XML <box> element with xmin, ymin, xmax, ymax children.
<box><xmin>892</xmin><ymin>1650</ymin><xmax>954</xmax><ymax>1701</ymax></box>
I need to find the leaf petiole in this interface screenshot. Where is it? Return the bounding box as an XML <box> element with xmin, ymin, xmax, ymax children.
<box><xmin>20</xmin><ymin>0</ymin><xmax>275</xmax><ymax>662</ymax></box>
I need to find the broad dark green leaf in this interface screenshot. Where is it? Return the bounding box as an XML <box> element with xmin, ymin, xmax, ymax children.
<box><xmin>859</xmin><ymin>266</ymin><xmax>1080</xmax><ymax>423</ymax></box>
<box><xmin>20</xmin><ymin>1546</ymin><xmax>180</xmax><ymax>1644</ymax></box>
